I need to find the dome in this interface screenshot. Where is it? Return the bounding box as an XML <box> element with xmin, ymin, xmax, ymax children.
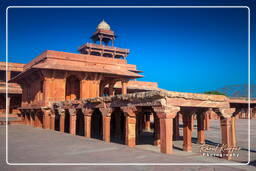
<box><xmin>96</xmin><ymin>20</ymin><xmax>111</xmax><ymax>30</ymax></box>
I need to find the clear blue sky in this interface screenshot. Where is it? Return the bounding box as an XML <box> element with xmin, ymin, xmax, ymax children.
<box><xmin>0</xmin><ymin>0</ymin><xmax>255</xmax><ymax>94</ymax></box>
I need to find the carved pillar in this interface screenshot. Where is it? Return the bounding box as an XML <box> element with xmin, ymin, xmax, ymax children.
<box><xmin>154</xmin><ymin>115</ymin><xmax>160</xmax><ymax>146</ymax></box>
<box><xmin>121</xmin><ymin>80</ymin><xmax>128</xmax><ymax>95</ymax></box>
<box><xmin>181</xmin><ymin>109</ymin><xmax>194</xmax><ymax>152</ymax></box>
<box><xmin>214</xmin><ymin>108</ymin><xmax>236</xmax><ymax>160</ymax></box>
<box><xmin>173</xmin><ymin>113</ymin><xmax>180</xmax><ymax>140</ymax></box>
<box><xmin>231</xmin><ymin>116</ymin><xmax>237</xmax><ymax>147</ymax></box>
<box><xmin>42</xmin><ymin>108</ymin><xmax>51</xmax><ymax>129</ymax></box>
<box><xmin>121</xmin><ymin>106</ymin><xmax>137</xmax><ymax>147</ymax></box>
<box><xmin>50</xmin><ymin>113</ymin><xmax>55</xmax><ymax>130</ymax></box>
<box><xmin>82</xmin><ymin>108</ymin><xmax>93</xmax><ymax>138</ymax></box>
<box><xmin>145</xmin><ymin>113</ymin><xmax>151</xmax><ymax>131</ymax></box>
<box><xmin>99</xmin><ymin>108</ymin><xmax>113</xmax><ymax>143</ymax></box>
<box><xmin>58</xmin><ymin>109</ymin><xmax>65</xmax><ymax>132</ymax></box>
<box><xmin>154</xmin><ymin>106</ymin><xmax>180</xmax><ymax>154</ymax></box>
<box><xmin>108</xmin><ymin>82</ymin><xmax>115</xmax><ymax>96</ymax></box>
<box><xmin>197</xmin><ymin>109</ymin><xmax>206</xmax><ymax>144</ymax></box>
<box><xmin>204</xmin><ymin>112</ymin><xmax>210</xmax><ymax>130</ymax></box>
<box><xmin>69</xmin><ymin>109</ymin><xmax>77</xmax><ymax>135</ymax></box>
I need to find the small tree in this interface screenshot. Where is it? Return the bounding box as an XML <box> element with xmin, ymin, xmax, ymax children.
<box><xmin>203</xmin><ymin>91</ymin><xmax>226</xmax><ymax>96</ymax></box>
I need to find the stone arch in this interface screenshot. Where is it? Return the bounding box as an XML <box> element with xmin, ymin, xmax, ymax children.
<box><xmin>110</xmin><ymin>108</ymin><xmax>126</xmax><ymax>144</ymax></box>
<box><xmin>91</xmin><ymin>108</ymin><xmax>103</xmax><ymax>140</ymax></box>
<box><xmin>76</xmin><ymin>109</ymin><xmax>85</xmax><ymax>136</ymax></box>
<box><xmin>65</xmin><ymin>75</ymin><xmax>80</xmax><ymax>100</ymax></box>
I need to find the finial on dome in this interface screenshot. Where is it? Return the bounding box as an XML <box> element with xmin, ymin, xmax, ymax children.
<box><xmin>97</xmin><ymin>19</ymin><xmax>111</xmax><ymax>31</ymax></box>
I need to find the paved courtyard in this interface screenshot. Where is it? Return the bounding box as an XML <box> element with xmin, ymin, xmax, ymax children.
<box><xmin>0</xmin><ymin>119</ymin><xmax>255</xmax><ymax>171</ymax></box>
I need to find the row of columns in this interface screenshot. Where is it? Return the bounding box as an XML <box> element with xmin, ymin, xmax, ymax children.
<box><xmin>21</xmin><ymin>106</ymin><xmax>238</xmax><ymax>160</ymax></box>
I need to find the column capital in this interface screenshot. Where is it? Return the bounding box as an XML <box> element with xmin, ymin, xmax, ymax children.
<box><xmin>213</xmin><ymin>108</ymin><xmax>236</xmax><ymax>118</ymax></box>
<box><xmin>121</xmin><ymin>106</ymin><xmax>137</xmax><ymax>117</ymax></box>
<box><xmin>81</xmin><ymin>107</ymin><xmax>94</xmax><ymax>116</ymax></box>
<box><xmin>153</xmin><ymin>106</ymin><xmax>180</xmax><ymax>119</ymax></box>
<box><xmin>99</xmin><ymin>107</ymin><xmax>113</xmax><ymax>117</ymax></box>
<box><xmin>58</xmin><ymin>108</ymin><xmax>65</xmax><ymax>115</ymax></box>
<box><xmin>41</xmin><ymin>107</ymin><xmax>52</xmax><ymax>116</ymax></box>
<box><xmin>68</xmin><ymin>108</ymin><xmax>77</xmax><ymax>116</ymax></box>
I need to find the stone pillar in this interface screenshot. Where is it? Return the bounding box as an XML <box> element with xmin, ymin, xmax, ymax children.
<box><xmin>231</xmin><ymin>116</ymin><xmax>237</xmax><ymax>147</ymax></box>
<box><xmin>215</xmin><ymin>108</ymin><xmax>236</xmax><ymax>160</ymax></box>
<box><xmin>121</xmin><ymin>80</ymin><xmax>128</xmax><ymax>95</ymax></box>
<box><xmin>82</xmin><ymin>108</ymin><xmax>94</xmax><ymax>138</ymax></box>
<box><xmin>99</xmin><ymin>108</ymin><xmax>113</xmax><ymax>143</ymax></box>
<box><xmin>197</xmin><ymin>110</ymin><xmax>205</xmax><ymax>144</ymax></box>
<box><xmin>145</xmin><ymin>113</ymin><xmax>151</xmax><ymax>131</ymax></box>
<box><xmin>121</xmin><ymin>106</ymin><xmax>137</xmax><ymax>147</ymax></box>
<box><xmin>154</xmin><ymin>115</ymin><xmax>160</xmax><ymax>146</ymax></box>
<box><xmin>7</xmin><ymin>96</ymin><xmax>11</xmax><ymax>115</ymax></box>
<box><xmin>182</xmin><ymin>111</ymin><xmax>193</xmax><ymax>152</ymax></box>
<box><xmin>108</xmin><ymin>82</ymin><xmax>115</xmax><ymax>96</ymax></box>
<box><xmin>204</xmin><ymin>112</ymin><xmax>210</xmax><ymax>130</ymax></box>
<box><xmin>69</xmin><ymin>109</ymin><xmax>77</xmax><ymax>135</ymax></box>
<box><xmin>58</xmin><ymin>109</ymin><xmax>65</xmax><ymax>132</ymax></box>
<box><xmin>154</xmin><ymin>106</ymin><xmax>180</xmax><ymax>154</ymax></box>
<box><xmin>173</xmin><ymin>113</ymin><xmax>180</xmax><ymax>140</ymax></box>
<box><xmin>50</xmin><ymin>113</ymin><xmax>55</xmax><ymax>130</ymax></box>
<box><xmin>42</xmin><ymin>108</ymin><xmax>51</xmax><ymax>129</ymax></box>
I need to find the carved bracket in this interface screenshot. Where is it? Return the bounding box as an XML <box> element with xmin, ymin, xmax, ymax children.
<box><xmin>153</xmin><ymin>106</ymin><xmax>180</xmax><ymax>119</ymax></box>
<box><xmin>121</xmin><ymin>106</ymin><xmax>137</xmax><ymax>117</ymax></box>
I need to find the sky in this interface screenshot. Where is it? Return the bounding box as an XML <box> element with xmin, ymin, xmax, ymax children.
<box><xmin>0</xmin><ymin>0</ymin><xmax>255</xmax><ymax>94</ymax></box>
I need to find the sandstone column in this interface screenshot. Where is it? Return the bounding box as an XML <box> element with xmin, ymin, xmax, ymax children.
<box><xmin>214</xmin><ymin>108</ymin><xmax>236</xmax><ymax>160</ymax></box>
<box><xmin>154</xmin><ymin>106</ymin><xmax>180</xmax><ymax>154</ymax></box>
<box><xmin>197</xmin><ymin>109</ymin><xmax>206</xmax><ymax>144</ymax></box>
<box><xmin>173</xmin><ymin>113</ymin><xmax>180</xmax><ymax>140</ymax></box>
<box><xmin>50</xmin><ymin>113</ymin><xmax>55</xmax><ymax>130</ymax></box>
<box><xmin>121</xmin><ymin>80</ymin><xmax>128</xmax><ymax>95</ymax></box>
<box><xmin>58</xmin><ymin>109</ymin><xmax>65</xmax><ymax>132</ymax></box>
<box><xmin>181</xmin><ymin>109</ymin><xmax>194</xmax><ymax>152</ymax></box>
<box><xmin>108</xmin><ymin>82</ymin><xmax>115</xmax><ymax>96</ymax></box>
<box><xmin>100</xmin><ymin>108</ymin><xmax>113</xmax><ymax>143</ymax></box>
<box><xmin>69</xmin><ymin>109</ymin><xmax>77</xmax><ymax>135</ymax></box>
<box><xmin>231</xmin><ymin>116</ymin><xmax>237</xmax><ymax>147</ymax></box>
<box><xmin>42</xmin><ymin>108</ymin><xmax>51</xmax><ymax>129</ymax></box>
<box><xmin>154</xmin><ymin>115</ymin><xmax>160</xmax><ymax>146</ymax></box>
<box><xmin>145</xmin><ymin>113</ymin><xmax>151</xmax><ymax>131</ymax></box>
<box><xmin>121</xmin><ymin>106</ymin><xmax>137</xmax><ymax>147</ymax></box>
<box><xmin>82</xmin><ymin>108</ymin><xmax>94</xmax><ymax>138</ymax></box>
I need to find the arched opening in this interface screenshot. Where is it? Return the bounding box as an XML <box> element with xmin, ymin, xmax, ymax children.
<box><xmin>66</xmin><ymin>75</ymin><xmax>80</xmax><ymax>101</ymax></box>
<box><xmin>76</xmin><ymin>109</ymin><xmax>84</xmax><ymax>136</ymax></box>
<box><xmin>110</xmin><ymin>108</ymin><xmax>126</xmax><ymax>144</ymax></box>
<box><xmin>91</xmin><ymin>108</ymin><xmax>103</xmax><ymax>140</ymax></box>
<box><xmin>64</xmin><ymin>109</ymin><xmax>70</xmax><ymax>133</ymax></box>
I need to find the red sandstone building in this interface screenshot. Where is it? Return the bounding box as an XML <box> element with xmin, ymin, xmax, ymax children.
<box><xmin>3</xmin><ymin>20</ymin><xmax>256</xmax><ymax>161</ymax></box>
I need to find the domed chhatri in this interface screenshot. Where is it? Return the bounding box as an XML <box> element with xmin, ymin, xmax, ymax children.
<box><xmin>96</xmin><ymin>19</ymin><xmax>111</xmax><ymax>30</ymax></box>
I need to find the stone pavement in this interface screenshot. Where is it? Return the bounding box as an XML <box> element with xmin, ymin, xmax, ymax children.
<box><xmin>0</xmin><ymin>120</ymin><xmax>255</xmax><ymax>171</ymax></box>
